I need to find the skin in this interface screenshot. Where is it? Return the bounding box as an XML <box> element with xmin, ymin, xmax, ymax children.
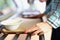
<box><xmin>24</xmin><ymin>22</ymin><xmax>52</xmax><ymax>36</ymax></box>
<box><xmin>24</xmin><ymin>22</ymin><xmax>52</xmax><ymax>40</ymax></box>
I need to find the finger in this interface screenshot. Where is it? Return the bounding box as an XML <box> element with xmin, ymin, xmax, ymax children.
<box><xmin>38</xmin><ymin>32</ymin><xmax>44</xmax><ymax>36</ymax></box>
<box><xmin>31</xmin><ymin>29</ymin><xmax>43</xmax><ymax>36</ymax></box>
<box><xmin>24</xmin><ymin>25</ymin><xmax>39</xmax><ymax>33</ymax></box>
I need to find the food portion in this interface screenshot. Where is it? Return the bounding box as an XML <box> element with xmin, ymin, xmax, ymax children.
<box><xmin>1</xmin><ymin>18</ymin><xmax>40</xmax><ymax>33</ymax></box>
<box><xmin>1</xmin><ymin>17</ymin><xmax>24</xmax><ymax>30</ymax></box>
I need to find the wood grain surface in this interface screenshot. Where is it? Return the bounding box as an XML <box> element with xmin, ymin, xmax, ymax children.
<box><xmin>17</xmin><ymin>34</ymin><xmax>27</xmax><ymax>40</ymax></box>
<box><xmin>4</xmin><ymin>34</ymin><xmax>16</xmax><ymax>40</ymax></box>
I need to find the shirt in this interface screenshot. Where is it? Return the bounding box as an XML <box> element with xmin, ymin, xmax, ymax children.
<box><xmin>46</xmin><ymin>0</ymin><xmax>60</xmax><ymax>29</ymax></box>
<box><xmin>8</xmin><ymin>0</ymin><xmax>46</xmax><ymax>19</ymax></box>
<box><xmin>15</xmin><ymin>0</ymin><xmax>46</xmax><ymax>13</ymax></box>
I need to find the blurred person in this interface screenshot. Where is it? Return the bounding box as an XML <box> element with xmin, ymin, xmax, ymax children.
<box><xmin>22</xmin><ymin>0</ymin><xmax>46</xmax><ymax>18</ymax></box>
<box><xmin>0</xmin><ymin>0</ymin><xmax>16</xmax><ymax>14</ymax></box>
<box><xmin>0</xmin><ymin>0</ymin><xmax>17</xmax><ymax>21</ymax></box>
<box><xmin>2</xmin><ymin>0</ymin><xmax>46</xmax><ymax>21</ymax></box>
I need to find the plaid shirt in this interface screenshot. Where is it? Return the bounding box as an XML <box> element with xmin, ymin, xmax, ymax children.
<box><xmin>46</xmin><ymin>0</ymin><xmax>60</xmax><ymax>29</ymax></box>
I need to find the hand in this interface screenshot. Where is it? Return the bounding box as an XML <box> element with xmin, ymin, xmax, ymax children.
<box><xmin>24</xmin><ymin>22</ymin><xmax>52</xmax><ymax>36</ymax></box>
<box><xmin>24</xmin><ymin>24</ymin><xmax>43</xmax><ymax>36</ymax></box>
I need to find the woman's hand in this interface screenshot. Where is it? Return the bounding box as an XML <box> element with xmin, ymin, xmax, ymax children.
<box><xmin>24</xmin><ymin>22</ymin><xmax>52</xmax><ymax>36</ymax></box>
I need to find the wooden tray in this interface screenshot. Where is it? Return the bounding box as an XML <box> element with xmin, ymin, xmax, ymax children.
<box><xmin>2</xmin><ymin>26</ymin><xmax>30</xmax><ymax>34</ymax></box>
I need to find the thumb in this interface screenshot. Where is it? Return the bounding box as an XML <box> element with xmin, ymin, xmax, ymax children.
<box><xmin>24</xmin><ymin>25</ymin><xmax>39</xmax><ymax>33</ymax></box>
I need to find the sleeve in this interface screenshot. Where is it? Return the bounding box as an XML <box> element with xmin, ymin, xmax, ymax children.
<box><xmin>47</xmin><ymin>9</ymin><xmax>60</xmax><ymax>29</ymax></box>
<box><xmin>44</xmin><ymin>2</ymin><xmax>52</xmax><ymax>15</ymax></box>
